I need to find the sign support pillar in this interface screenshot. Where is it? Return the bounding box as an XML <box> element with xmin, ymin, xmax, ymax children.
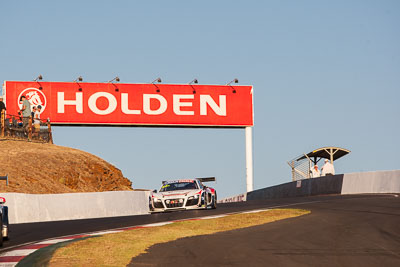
<box><xmin>245</xmin><ymin>126</ymin><xmax>253</xmax><ymax>192</ymax></box>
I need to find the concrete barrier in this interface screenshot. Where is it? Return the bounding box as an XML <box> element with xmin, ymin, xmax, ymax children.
<box><xmin>3</xmin><ymin>170</ymin><xmax>398</xmax><ymax>223</ymax></box>
<box><xmin>1</xmin><ymin>191</ymin><xmax>150</xmax><ymax>224</ymax></box>
<box><xmin>341</xmin><ymin>170</ymin><xmax>400</xmax><ymax>194</ymax></box>
<box><xmin>247</xmin><ymin>175</ymin><xmax>344</xmax><ymax>201</ymax></box>
<box><xmin>235</xmin><ymin>170</ymin><xmax>400</xmax><ymax>202</ymax></box>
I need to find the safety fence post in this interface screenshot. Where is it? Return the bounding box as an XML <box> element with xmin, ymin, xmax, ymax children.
<box><xmin>47</xmin><ymin>119</ymin><xmax>53</xmax><ymax>144</ymax></box>
<box><xmin>0</xmin><ymin>175</ymin><xmax>8</xmax><ymax>186</ymax></box>
<box><xmin>1</xmin><ymin>110</ymin><xmax>4</xmax><ymax>138</ymax></box>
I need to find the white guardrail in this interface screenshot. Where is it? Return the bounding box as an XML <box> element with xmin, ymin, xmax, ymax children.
<box><xmin>1</xmin><ymin>191</ymin><xmax>150</xmax><ymax>224</ymax></box>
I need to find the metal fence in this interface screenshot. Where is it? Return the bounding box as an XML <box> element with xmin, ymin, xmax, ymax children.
<box><xmin>287</xmin><ymin>154</ymin><xmax>311</xmax><ymax>181</ymax></box>
<box><xmin>0</xmin><ymin>110</ymin><xmax>53</xmax><ymax>143</ymax></box>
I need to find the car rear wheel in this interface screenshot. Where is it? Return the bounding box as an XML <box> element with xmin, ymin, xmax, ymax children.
<box><xmin>204</xmin><ymin>191</ymin><xmax>208</xmax><ymax>210</ymax></box>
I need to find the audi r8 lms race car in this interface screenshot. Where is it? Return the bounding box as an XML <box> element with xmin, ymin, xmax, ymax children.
<box><xmin>149</xmin><ymin>177</ymin><xmax>217</xmax><ymax>213</ymax></box>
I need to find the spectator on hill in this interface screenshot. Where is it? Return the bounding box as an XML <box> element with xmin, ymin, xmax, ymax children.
<box><xmin>321</xmin><ymin>159</ymin><xmax>335</xmax><ymax>176</ymax></box>
<box><xmin>0</xmin><ymin>96</ymin><xmax>6</xmax><ymax>117</ymax></box>
<box><xmin>16</xmin><ymin>112</ymin><xmax>23</xmax><ymax>127</ymax></box>
<box><xmin>20</xmin><ymin>95</ymin><xmax>31</xmax><ymax>129</ymax></box>
<box><xmin>33</xmin><ymin>105</ymin><xmax>41</xmax><ymax>137</ymax></box>
<box><xmin>31</xmin><ymin>106</ymin><xmax>37</xmax><ymax>123</ymax></box>
<box><xmin>36</xmin><ymin>105</ymin><xmax>42</xmax><ymax>119</ymax></box>
<box><xmin>311</xmin><ymin>165</ymin><xmax>320</xmax><ymax>178</ymax></box>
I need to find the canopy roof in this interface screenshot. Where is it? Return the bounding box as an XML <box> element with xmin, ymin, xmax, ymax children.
<box><xmin>297</xmin><ymin>147</ymin><xmax>351</xmax><ymax>162</ymax></box>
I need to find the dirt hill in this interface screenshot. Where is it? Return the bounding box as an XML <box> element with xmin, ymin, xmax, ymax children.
<box><xmin>0</xmin><ymin>139</ymin><xmax>133</xmax><ymax>194</ymax></box>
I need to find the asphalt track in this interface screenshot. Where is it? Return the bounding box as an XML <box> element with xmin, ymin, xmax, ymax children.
<box><xmin>129</xmin><ymin>194</ymin><xmax>400</xmax><ymax>267</ymax></box>
<box><xmin>2</xmin><ymin>194</ymin><xmax>399</xmax><ymax>267</ymax></box>
<box><xmin>1</xmin><ymin>194</ymin><xmax>346</xmax><ymax>252</ymax></box>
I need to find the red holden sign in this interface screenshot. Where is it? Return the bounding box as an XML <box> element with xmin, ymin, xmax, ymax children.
<box><xmin>3</xmin><ymin>81</ymin><xmax>253</xmax><ymax>127</ymax></box>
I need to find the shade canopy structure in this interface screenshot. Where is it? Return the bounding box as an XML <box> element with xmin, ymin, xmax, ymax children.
<box><xmin>288</xmin><ymin>146</ymin><xmax>351</xmax><ymax>181</ymax></box>
<box><xmin>297</xmin><ymin>146</ymin><xmax>351</xmax><ymax>164</ymax></box>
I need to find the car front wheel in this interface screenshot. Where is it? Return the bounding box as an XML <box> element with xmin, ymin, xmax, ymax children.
<box><xmin>211</xmin><ymin>194</ymin><xmax>217</xmax><ymax>209</ymax></box>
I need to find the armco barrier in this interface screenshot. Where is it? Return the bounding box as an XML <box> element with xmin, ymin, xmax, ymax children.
<box><xmin>341</xmin><ymin>170</ymin><xmax>400</xmax><ymax>194</ymax></box>
<box><xmin>1</xmin><ymin>191</ymin><xmax>150</xmax><ymax>224</ymax></box>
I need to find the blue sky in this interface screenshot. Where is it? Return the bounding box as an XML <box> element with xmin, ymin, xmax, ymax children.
<box><xmin>1</xmin><ymin>1</ymin><xmax>399</xmax><ymax>198</ymax></box>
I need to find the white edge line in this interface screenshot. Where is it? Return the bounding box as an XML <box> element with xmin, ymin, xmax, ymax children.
<box><xmin>0</xmin><ymin>249</ymin><xmax>37</xmax><ymax>257</ymax></box>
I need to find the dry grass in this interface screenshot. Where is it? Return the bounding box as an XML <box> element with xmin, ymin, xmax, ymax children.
<box><xmin>49</xmin><ymin>208</ymin><xmax>310</xmax><ymax>266</ymax></box>
<box><xmin>0</xmin><ymin>139</ymin><xmax>132</xmax><ymax>194</ymax></box>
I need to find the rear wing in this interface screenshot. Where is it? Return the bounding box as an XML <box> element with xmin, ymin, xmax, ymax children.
<box><xmin>196</xmin><ymin>177</ymin><xmax>216</xmax><ymax>183</ymax></box>
<box><xmin>161</xmin><ymin>177</ymin><xmax>216</xmax><ymax>184</ymax></box>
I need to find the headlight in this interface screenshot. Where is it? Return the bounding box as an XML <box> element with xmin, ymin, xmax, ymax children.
<box><xmin>188</xmin><ymin>195</ymin><xmax>200</xmax><ymax>200</ymax></box>
<box><xmin>153</xmin><ymin>197</ymin><xmax>162</xmax><ymax>202</ymax></box>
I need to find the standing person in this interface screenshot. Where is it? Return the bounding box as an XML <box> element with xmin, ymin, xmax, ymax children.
<box><xmin>33</xmin><ymin>105</ymin><xmax>41</xmax><ymax>137</ymax></box>
<box><xmin>311</xmin><ymin>165</ymin><xmax>320</xmax><ymax>178</ymax></box>
<box><xmin>0</xmin><ymin>96</ymin><xmax>6</xmax><ymax>116</ymax></box>
<box><xmin>321</xmin><ymin>159</ymin><xmax>335</xmax><ymax>176</ymax></box>
<box><xmin>31</xmin><ymin>106</ymin><xmax>37</xmax><ymax>124</ymax></box>
<box><xmin>0</xmin><ymin>97</ymin><xmax>5</xmax><ymax>133</ymax></box>
<box><xmin>20</xmin><ymin>95</ymin><xmax>31</xmax><ymax>129</ymax></box>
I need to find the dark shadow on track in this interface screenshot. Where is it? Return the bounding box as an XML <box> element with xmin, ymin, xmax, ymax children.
<box><xmin>129</xmin><ymin>194</ymin><xmax>400</xmax><ymax>267</ymax></box>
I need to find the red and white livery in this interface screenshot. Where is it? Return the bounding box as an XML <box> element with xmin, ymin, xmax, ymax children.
<box><xmin>149</xmin><ymin>177</ymin><xmax>217</xmax><ymax>212</ymax></box>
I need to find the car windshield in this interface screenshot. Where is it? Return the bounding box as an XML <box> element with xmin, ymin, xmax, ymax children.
<box><xmin>160</xmin><ymin>181</ymin><xmax>198</xmax><ymax>192</ymax></box>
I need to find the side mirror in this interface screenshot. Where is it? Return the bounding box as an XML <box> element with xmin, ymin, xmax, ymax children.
<box><xmin>153</xmin><ymin>189</ymin><xmax>157</xmax><ymax>193</ymax></box>
<box><xmin>0</xmin><ymin>197</ymin><xmax>6</xmax><ymax>204</ymax></box>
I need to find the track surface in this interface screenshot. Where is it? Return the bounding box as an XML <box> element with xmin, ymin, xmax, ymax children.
<box><xmin>2</xmin><ymin>194</ymin><xmax>399</xmax><ymax>267</ymax></box>
<box><xmin>129</xmin><ymin>194</ymin><xmax>400</xmax><ymax>266</ymax></box>
<box><xmin>1</xmin><ymin>195</ymin><xmax>344</xmax><ymax>252</ymax></box>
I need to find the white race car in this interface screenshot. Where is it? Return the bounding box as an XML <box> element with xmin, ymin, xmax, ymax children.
<box><xmin>149</xmin><ymin>177</ymin><xmax>217</xmax><ymax>212</ymax></box>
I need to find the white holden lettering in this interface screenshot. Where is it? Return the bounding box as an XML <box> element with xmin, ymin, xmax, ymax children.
<box><xmin>173</xmin><ymin>95</ymin><xmax>194</xmax><ymax>115</ymax></box>
<box><xmin>88</xmin><ymin>92</ymin><xmax>117</xmax><ymax>115</ymax></box>
<box><xmin>57</xmin><ymin>92</ymin><xmax>83</xmax><ymax>113</ymax></box>
<box><xmin>121</xmin><ymin>93</ymin><xmax>141</xmax><ymax>114</ymax></box>
<box><xmin>200</xmin><ymin>95</ymin><xmax>226</xmax><ymax>116</ymax></box>
<box><xmin>56</xmin><ymin>92</ymin><xmax>227</xmax><ymax>117</ymax></box>
<box><xmin>143</xmin><ymin>94</ymin><xmax>167</xmax><ymax>115</ymax></box>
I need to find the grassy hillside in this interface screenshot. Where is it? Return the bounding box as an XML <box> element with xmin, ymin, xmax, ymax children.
<box><xmin>0</xmin><ymin>139</ymin><xmax>133</xmax><ymax>194</ymax></box>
